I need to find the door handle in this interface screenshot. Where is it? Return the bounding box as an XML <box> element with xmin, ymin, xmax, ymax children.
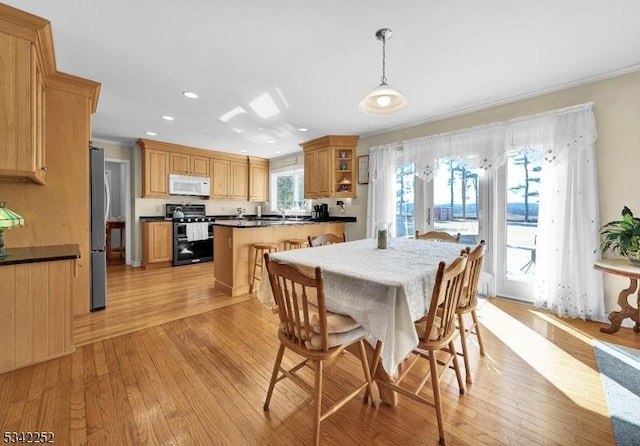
<box><xmin>427</xmin><ymin>207</ymin><xmax>431</xmax><ymax>226</ymax></box>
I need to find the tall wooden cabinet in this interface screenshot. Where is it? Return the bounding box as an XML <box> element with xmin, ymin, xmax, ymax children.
<box><xmin>0</xmin><ymin>14</ymin><xmax>48</xmax><ymax>184</ymax></box>
<box><xmin>249</xmin><ymin>157</ymin><xmax>269</xmax><ymax>201</ymax></box>
<box><xmin>300</xmin><ymin>135</ymin><xmax>359</xmax><ymax>199</ymax></box>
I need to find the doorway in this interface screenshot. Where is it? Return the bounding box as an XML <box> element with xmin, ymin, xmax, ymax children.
<box><xmin>105</xmin><ymin>159</ymin><xmax>131</xmax><ymax>266</ymax></box>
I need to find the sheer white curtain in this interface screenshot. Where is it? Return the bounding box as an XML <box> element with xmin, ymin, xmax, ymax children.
<box><xmin>366</xmin><ymin>144</ymin><xmax>398</xmax><ymax>239</ymax></box>
<box><xmin>525</xmin><ymin>108</ymin><xmax>605</xmax><ymax>321</ymax></box>
<box><xmin>399</xmin><ymin>103</ymin><xmax>604</xmax><ymax>320</ymax></box>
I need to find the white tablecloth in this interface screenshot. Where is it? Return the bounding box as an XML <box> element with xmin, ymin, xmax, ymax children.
<box><xmin>256</xmin><ymin>238</ymin><xmax>466</xmax><ymax>374</ymax></box>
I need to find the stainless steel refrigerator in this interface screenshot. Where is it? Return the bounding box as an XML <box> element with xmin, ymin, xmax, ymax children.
<box><xmin>90</xmin><ymin>145</ymin><xmax>107</xmax><ymax>311</ymax></box>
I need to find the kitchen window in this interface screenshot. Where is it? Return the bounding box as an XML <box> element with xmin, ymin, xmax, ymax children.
<box><xmin>270</xmin><ymin>168</ymin><xmax>305</xmax><ymax>212</ymax></box>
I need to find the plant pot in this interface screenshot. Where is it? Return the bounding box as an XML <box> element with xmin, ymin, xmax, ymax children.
<box><xmin>626</xmin><ymin>253</ymin><xmax>640</xmax><ymax>264</ymax></box>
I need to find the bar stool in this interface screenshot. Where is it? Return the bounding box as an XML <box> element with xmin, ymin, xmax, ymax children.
<box><xmin>284</xmin><ymin>238</ymin><xmax>307</xmax><ymax>250</ymax></box>
<box><xmin>251</xmin><ymin>242</ymin><xmax>278</xmax><ymax>293</ymax></box>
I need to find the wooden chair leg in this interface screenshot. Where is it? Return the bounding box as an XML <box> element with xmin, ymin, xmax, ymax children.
<box><xmin>429</xmin><ymin>351</ymin><xmax>447</xmax><ymax>446</ymax></box>
<box><xmin>471</xmin><ymin>310</ymin><xmax>486</xmax><ymax>355</ymax></box>
<box><xmin>264</xmin><ymin>343</ymin><xmax>285</xmax><ymax>411</ymax></box>
<box><xmin>251</xmin><ymin>248</ymin><xmax>262</xmax><ymax>293</ymax></box>
<box><xmin>449</xmin><ymin>341</ymin><xmax>465</xmax><ymax>395</ymax></box>
<box><xmin>313</xmin><ymin>360</ymin><xmax>323</xmax><ymax>446</ymax></box>
<box><xmin>457</xmin><ymin>313</ymin><xmax>473</xmax><ymax>384</ymax></box>
<box><xmin>358</xmin><ymin>340</ymin><xmax>377</xmax><ymax>406</ymax></box>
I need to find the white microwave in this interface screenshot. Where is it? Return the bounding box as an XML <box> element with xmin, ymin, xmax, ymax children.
<box><xmin>169</xmin><ymin>174</ymin><xmax>210</xmax><ymax>197</ymax></box>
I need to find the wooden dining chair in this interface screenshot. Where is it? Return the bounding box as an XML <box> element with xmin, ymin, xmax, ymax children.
<box><xmin>372</xmin><ymin>254</ymin><xmax>468</xmax><ymax>446</ymax></box>
<box><xmin>307</xmin><ymin>232</ymin><xmax>346</xmax><ymax>247</ymax></box>
<box><xmin>457</xmin><ymin>241</ymin><xmax>487</xmax><ymax>384</ymax></box>
<box><xmin>263</xmin><ymin>254</ymin><xmax>375</xmax><ymax>446</ymax></box>
<box><xmin>415</xmin><ymin>230</ymin><xmax>461</xmax><ymax>243</ymax></box>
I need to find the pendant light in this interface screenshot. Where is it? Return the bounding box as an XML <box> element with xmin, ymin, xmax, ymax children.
<box><xmin>359</xmin><ymin>28</ymin><xmax>406</xmax><ymax>115</ymax></box>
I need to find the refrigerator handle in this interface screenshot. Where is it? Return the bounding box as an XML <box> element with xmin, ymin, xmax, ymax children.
<box><xmin>104</xmin><ymin>171</ymin><xmax>111</xmax><ymax>225</ymax></box>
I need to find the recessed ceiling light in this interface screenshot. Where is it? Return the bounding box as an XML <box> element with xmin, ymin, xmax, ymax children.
<box><xmin>145</xmin><ymin>131</ymin><xmax>157</xmax><ymax>136</ymax></box>
<box><xmin>240</xmin><ymin>149</ymin><xmax>248</xmax><ymax>153</ymax></box>
<box><xmin>298</xmin><ymin>128</ymin><xmax>308</xmax><ymax>132</ymax></box>
<box><xmin>161</xmin><ymin>115</ymin><xmax>175</xmax><ymax>121</ymax></box>
<box><xmin>266</xmin><ymin>140</ymin><xmax>274</xmax><ymax>144</ymax></box>
<box><xmin>275</xmin><ymin>151</ymin><xmax>281</xmax><ymax>154</ymax></box>
<box><xmin>183</xmin><ymin>91</ymin><xmax>198</xmax><ymax>99</ymax></box>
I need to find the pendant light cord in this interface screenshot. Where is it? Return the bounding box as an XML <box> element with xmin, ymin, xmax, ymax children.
<box><xmin>380</xmin><ymin>35</ymin><xmax>387</xmax><ymax>85</ymax></box>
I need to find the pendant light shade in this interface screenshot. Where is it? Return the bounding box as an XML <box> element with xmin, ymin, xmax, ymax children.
<box><xmin>359</xmin><ymin>28</ymin><xmax>406</xmax><ymax>115</ymax></box>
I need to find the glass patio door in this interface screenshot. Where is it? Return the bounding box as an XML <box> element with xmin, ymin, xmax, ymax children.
<box><xmin>495</xmin><ymin>148</ymin><xmax>542</xmax><ymax>302</ymax></box>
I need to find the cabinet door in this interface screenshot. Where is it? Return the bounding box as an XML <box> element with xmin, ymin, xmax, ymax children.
<box><xmin>143</xmin><ymin>149</ymin><xmax>169</xmax><ymax>198</ymax></box>
<box><xmin>315</xmin><ymin>147</ymin><xmax>331</xmax><ymax>197</ymax></box>
<box><xmin>303</xmin><ymin>150</ymin><xmax>318</xmax><ymax>198</ymax></box>
<box><xmin>210</xmin><ymin>158</ymin><xmax>230</xmax><ymax>199</ymax></box>
<box><xmin>0</xmin><ymin>35</ymin><xmax>43</xmax><ymax>183</ymax></box>
<box><xmin>249</xmin><ymin>159</ymin><xmax>269</xmax><ymax>201</ymax></box>
<box><xmin>191</xmin><ymin>155</ymin><xmax>210</xmax><ymax>177</ymax></box>
<box><xmin>170</xmin><ymin>152</ymin><xmax>190</xmax><ymax>175</ymax></box>
<box><xmin>150</xmin><ymin>222</ymin><xmax>173</xmax><ymax>262</ymax></box>
<box><xmin>230</xmin><ymin>159</ymin><xmax>248</xmax><ymax>200</ymax></box>
<box><xmin>145</xmin><ymin>222</ymin><xmax>173</xmax><ymax>263</ymax></box>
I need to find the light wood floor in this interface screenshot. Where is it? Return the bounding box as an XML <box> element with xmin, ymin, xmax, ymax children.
<box><xmin>1</xmin><ymin>263</ymin><xmax>639</xmax><ymax>445</ymax></box>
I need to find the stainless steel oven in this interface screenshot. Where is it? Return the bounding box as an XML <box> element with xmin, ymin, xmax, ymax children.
<box><xmin>166</xmin><ymin>204</ymin><xmax>214</xmax><ymax>266</ymax></box>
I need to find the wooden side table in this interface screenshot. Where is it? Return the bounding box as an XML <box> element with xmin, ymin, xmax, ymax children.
<box><xmin>106</xmin><ymin>220</ymin><xmax>125</xmax><ymax>262</ymax></box>
<box><xmin>594</xmin><ymin>259</ymin><xmax>640</xmax><ymax>334</ymax></box>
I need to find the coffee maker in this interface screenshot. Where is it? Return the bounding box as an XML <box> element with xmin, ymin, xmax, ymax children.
<box><xmin>311</xmin><ymin>203</ymin><xmax>329</xmax><ymax>221</ymax></box>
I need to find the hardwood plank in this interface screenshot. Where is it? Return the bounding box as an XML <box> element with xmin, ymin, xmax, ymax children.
<box><xmin>2</xmin><ymin>263</ymin><xmax>638</xmax><ymax>445</ymax></box>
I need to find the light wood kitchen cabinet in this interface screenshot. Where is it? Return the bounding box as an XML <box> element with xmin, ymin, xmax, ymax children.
<box><xmin>300</xmin><ymin>135</ymin><xmax>359</xmax><ymax>199</ymax></box>
<box><xmin>170</xmin><ymin>152</ymin><xmax>210</xmax><ymax>177</ymax></box>
<box><xmin>142</xmin><ymin>221</ymin><xmax>173</xmax><ymax>268</ymax></box>
<box><xmin>0</xmin><ymin>28</ymin><xmax>47</xmax><ymax>184</ymax></box>
<box><xmin>303</xmin><ymin>146</ymin><xmax>331</xmax><ymax>198</ymax></box>
<box><xmin>248</xmin><ymin>157</ymin><xmax>269</xmax><ymax>201</ymax></box>
<box><xmin>210</xmin><ymin>155</ymin><xmax>249</xmax><ymax>200</ymax></box>
<box><xmin>0</xmin><ymin>256</ymin><xmax>75</xmax><ymax>373</ymax></box>
<box><xmin>141</xmin><ymin>146</ymin><xmax>170</xmax><ymax>198</ymax></box>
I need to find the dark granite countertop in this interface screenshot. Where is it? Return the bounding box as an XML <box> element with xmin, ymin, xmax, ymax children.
<box><xmin>213</xmin><ymin>217</ymin><xmax>356</xmax><ymax>228</ymax></box>
<box><xmin>0</xmin><ymin>244</ymin><xmax>81</xmax><ymax>266</ymax></box>
<box><xmin>140</xmin><ymin>214</ymin><xmax>357</xmax><ymax>225</ymax></box>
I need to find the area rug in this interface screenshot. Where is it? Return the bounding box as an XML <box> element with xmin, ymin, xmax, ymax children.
<box><xmin>593</xmin><ymin>341</ymin><xmax>640</xmax><ymax>446</ymax></box>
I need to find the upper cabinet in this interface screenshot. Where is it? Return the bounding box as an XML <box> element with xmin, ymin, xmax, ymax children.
<box><xmin>210</xmin><ymin>155</ymin><xmax>248</xmax><ymax>200</ymax></box>
<box><xmin>138</xmin><ymin>138</ymin><xmax>268</xmax><ymax>201</ymax></box>
<box><xmin>142</xmin><ymin>148</ymin><xmax>170</xmax><ymax>198</ymax></box>
<box><xmin>0</xmin><ymin>15</ymin><xmax>47</xmax><ymax>184</ymax></box>
<box><xmin>169</xmin><ymin>152</ymin><xmax>210</xmax><ymax>177</ymax></box>
<box><xmin>300</xmin><ymin>135</ymin><xmax>359</xmax><ymax>199</ymax></box>
<box><xmin>248</xmin><ymin>157</ymin><xmax>269</xmax><ymax>202</ymax></box>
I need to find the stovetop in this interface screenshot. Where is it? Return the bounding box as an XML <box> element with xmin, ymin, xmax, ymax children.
<box><xmin>166</xmin><ymin>203</ymin><xmax>215</xmax><ymax>223</ymax></box>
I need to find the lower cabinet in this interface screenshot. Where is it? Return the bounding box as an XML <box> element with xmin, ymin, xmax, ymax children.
<box><xmin>142</xmin><ymin>221</ymin><xmax>173</xmax><ymax>268</ymax></box>
<box><xmin>0</xmin><ymin>259</ymin><xmax>75</xmax><ymax>373</ymax></box>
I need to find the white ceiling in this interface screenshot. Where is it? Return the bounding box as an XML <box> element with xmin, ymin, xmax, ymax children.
<box><xmin>6</xmin><ymin>1</ymin><xmax>640</xmax><ymax>158</ymax></box>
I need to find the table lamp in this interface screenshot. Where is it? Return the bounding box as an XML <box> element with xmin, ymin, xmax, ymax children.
<box><xmin>0</xmin><ymin>202</ymin><xmax>24</xmax><ymax>257</ymax></box>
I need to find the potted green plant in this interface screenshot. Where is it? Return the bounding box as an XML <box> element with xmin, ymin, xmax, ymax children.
<box><xmin>600</xmin><ymin>206</ymin><xmax>640</xmax><ymax>262</ymax></box>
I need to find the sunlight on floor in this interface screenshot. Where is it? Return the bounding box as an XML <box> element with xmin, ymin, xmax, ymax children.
<box><xmin>529</xmin><ymin>309</ymin><xmax>594</xmax><ymax>346</ymax></box>
<box><xmin>481</xmin><ymin>301</ymin><xmax>609</xmax><ymax>415</ymax></box>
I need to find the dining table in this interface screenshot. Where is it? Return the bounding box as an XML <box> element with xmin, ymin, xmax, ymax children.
<box><xmin>256</xmin><ymin>237</ymin><xmax>469</xmax><ymax>404</ymax></box>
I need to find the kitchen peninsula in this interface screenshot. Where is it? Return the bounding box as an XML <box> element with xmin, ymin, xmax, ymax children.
<box><xmin>213</xmin><ymin>217</ymin><xmax>354</xmax><ymax>296</ymax></box>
